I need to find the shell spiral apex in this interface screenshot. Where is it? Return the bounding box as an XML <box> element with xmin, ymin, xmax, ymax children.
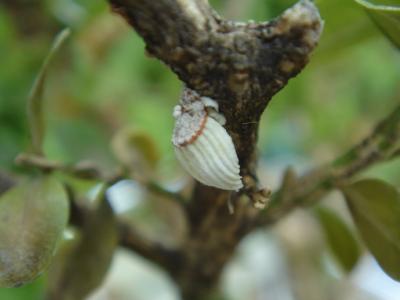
<box><xmin>172</xmin><ymin>88</ymin><xmax>243</xmax><ymax>191</ymax></box>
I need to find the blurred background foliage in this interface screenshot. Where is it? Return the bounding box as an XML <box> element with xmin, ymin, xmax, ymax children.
<box><xmin>0</xmin><ymin>0</ymin><xmax>399</xmax><ymax>299</ymax></box>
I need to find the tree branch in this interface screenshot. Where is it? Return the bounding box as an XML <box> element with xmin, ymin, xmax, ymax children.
<box><xmin>107</xmin><ymin>0</ymin><xmax>323</xmax><ymax>298</ymax></box>
<box><xmin>15</xmin><ymin>153</ymin><xmax>186</xmax><ymax>206</ymax></box>
<box><xmin>109</xmin><ymin>0</ymin><xmax>323</xmax><ymax>176</ymax></box>
<box><xmin>118</xmin><ymin>223</ymin><xmax>183</xmax><ymax>271</ymax></box>
<box><xmin>258</xmin><ymin>104</ymin><xmax>400</xmax><ymax>226</ymax></box>
<box><xmin>67</xmin><ymin>184</ymin><xmax>182</xmax><ymax>272</ymax></box>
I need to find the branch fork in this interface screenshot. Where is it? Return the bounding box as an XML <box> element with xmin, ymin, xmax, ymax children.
<box><xmin>106</xmin><ymin>0</ymin><xmax>324</xmax><ymax>297</ymax></box>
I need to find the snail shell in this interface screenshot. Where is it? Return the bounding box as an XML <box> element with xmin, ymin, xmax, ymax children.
<box><xmin>172</xmin><ymin>88</ymin><xmax>243</xmax><ymax>191</ymax></box>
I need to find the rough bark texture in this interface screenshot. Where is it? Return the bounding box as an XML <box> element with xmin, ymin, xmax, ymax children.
<box><xmin>110</xmin><ymin>0</ymin><xmax>322</xmax><ymax>179</ymax></box>
<box><xmin>2</xmin><ymin>1</ymin><xmax>400</xmax><ymax>298</ymax></box>
<box><xmin>108</xmin><ymin>0</ymin><xmax>323</xmax><ymax>298</ymax></box>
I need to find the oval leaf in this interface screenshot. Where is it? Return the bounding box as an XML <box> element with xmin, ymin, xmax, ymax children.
<box><xmin>0</xmin><ymin>176</ymin><xmax>69</xmax><ymax>287</ymax></box>
<box><xmin>342</xmin><ymin>178</ymin><xmax>400</xmax><ymax>281</ymax></box>
<box><xmin>46</xmin><ymin>187</ymin><xmax>117</xmax><ymax>300</ymax></box>
<box><xmin>355</xmin><ymin>0</ymin><xmax>400</xmax><ymax>48</ymax></box>
<box><xmin>27</xmin><ymin>28</ymin><xmax>70</xmax><ymax>155</ymax></box>
<box><xmin>111</xmin><ymin>127</ymin><xmax>160</xmax><ymax>171</ymax></box>
<box><xmin>314</xmin><ymin>206</ymin><xmax>361</xmax><ymax>272</ymax></box>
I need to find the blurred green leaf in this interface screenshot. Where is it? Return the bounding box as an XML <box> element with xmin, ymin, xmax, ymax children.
<box><xmin>46</xmin><ymin>186</ymin><xmax>118</xmax><ymax>300</ymax></box>
<box><xmin>342</xmin><ymin>178</ymin><xmax>400</xmax><ymax>281</ymax></box>
<box><xmin>312</xmin><ymin>0</ymin><xmax>378</xmax><ymax>63</ymax></box>
<box><xmin>314</xmin><ymin>206</ymin><xmax>361</xmax><ymax>272</ymax></box>
<box><xmin>45</xmin><ymin>227</ymin><xmax>82</xmax><ymax>289</ymax></box>
<box><xmin>355</xmin><ymin>0</ymin><xmax>400</xmax><ymax>48</ymax></box>
<box><xmin>111</xmin><ymin>127</ymin><xmax>160</xmax><ymax>172</ymax></box>
<box><xmin>0</xmin><ymin>276</ymin><xmax>45</xmax><ymax>300</ymax></box>
<box><xmin>0</xmin><ymin>176</ymin><xmax>69</xmax><ymax>287</ymax></box>
<box><xmin>27</xmin><ymin>28</ymin><xmax>70</xmax><ymax>155</ymax></box>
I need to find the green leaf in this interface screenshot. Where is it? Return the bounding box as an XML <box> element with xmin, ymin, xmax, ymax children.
<box><xmin>342</xmin><ymin>178</ymin><xmax>400</xmax><ymax>281</ymax></box>
<box><xmin>0</xmin><ymin>176</ymin><xmax>69</xmax><ymax>287</ymax></box>
<box><xmin>46</xmin><ymin>186</ymin><xmax>118</xmax><ymax>300</ymax></box>
<box><xmin>355</xmin><ymin>0</ymin><xmax>400</xmax><ymax>48</ymax></box>
<box><xmin>111</xmin><ymin>127</ymin><xmax>160</xmax><ymax>171</ymax></box>
<box><xmin>27</xmin><ymin>28</ymin><xmax>71</xmax><ymax>155</ymax></box>
<box><xmin>313</xmin><ymin>0</ymin><xmax>378</xmax><ymax>63</ymax></box>
<box><xmin>314</xmin><ymin>206</ymin><xmax>361</xmax><ymax>272</ymax></box>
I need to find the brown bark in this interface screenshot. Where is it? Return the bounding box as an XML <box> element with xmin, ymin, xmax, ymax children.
<box><xmin>107</xmin><ymin>0</ymin><xmax>323</xmax><ymax>298</ymax></box>
<box><xmin>12</xmin><ymin>100</ymin><xmax>400</xmax><ymax>298</ymax></box>
<box><xmin>109</xmin><ymin>0</ymin><xmax>323</xmax><ymax>179</ymax></box>
<box><xmin>3</xmin><ymin>1</ymin><xmax>400</xmax><ymax>298</ymax></box>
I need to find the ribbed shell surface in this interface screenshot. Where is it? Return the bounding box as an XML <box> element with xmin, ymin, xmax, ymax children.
<box><xmin>174</xmin><ymin>117</ymin><xmax>243</xmax><ymax>191</ymax></box>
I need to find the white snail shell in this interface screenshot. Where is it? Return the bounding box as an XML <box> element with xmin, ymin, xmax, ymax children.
<box><xmin>172</xmin><ymin>88</ymin><xmax>243</xmax><ymax>191</ymax></box>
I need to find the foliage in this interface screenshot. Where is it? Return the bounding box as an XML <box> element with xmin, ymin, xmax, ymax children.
<box><xmin>355</xmin><ymin>0</ymin><xmax>400</xmax><ymax>48</ymax></box>
<box><xmin>0</xmin><ymin>176</ymin><xmax>69</xmax><ymax>287</ymax></box>
<box><xmin>342</xmin><ymin>179</ymin><xmax>400</xmax><ymax>281</ymax></box>
<box><xmin>314</xmin><ymin>206</ymin><xmax>361</xmax><ymax>273</ymax></box>
<box><xmin>46</xmin><ymin>186</ymin><xmax>118</xmax><ymax>300</ymax></box>
<box><xmin>27</xmin><ymin>28</ymin><xmax>70</xmax><ymax>156</ymax></box>
<box><xmin>0</xmin><ymin>0</ymin><xmax>400</xmax><ymax>299</ymax></box>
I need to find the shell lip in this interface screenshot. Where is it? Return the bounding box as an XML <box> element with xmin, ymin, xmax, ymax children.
<box><xmin>173</xmin><ymin>112</ymin><xmax>208</xmax><ymax>147</ymax></box>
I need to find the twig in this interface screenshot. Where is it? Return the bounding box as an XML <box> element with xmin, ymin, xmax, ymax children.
<box><xmin>15</xmin><ymin>153</ymin><xmax>63</xmax><ymax>171</ymax></box>
<box><xmin>257</xmin><ymin>104</ymin><xmax>400</xmax><ymax>226</ymax></box>
<box><xmin>145</xmin><ymin>180</ymin><xmax>188</xmax><ymax>204</ymax></box>
<box><xmin>118</xmin><ymin>223</ymin><xmax>183</xmax><ymax>271</ymax></box>
<box><xmin>15</xmin><ymin>152</ymin><xmax>186</xmax><ymax>206</ymax></box>
<box><xmin>66</xmin><ymin>182</ymin><xmax>182</xmax><ymax>271</ymax></box>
